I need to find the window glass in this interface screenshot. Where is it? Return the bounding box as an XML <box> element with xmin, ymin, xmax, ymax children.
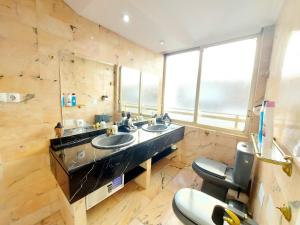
<box><xmin>198</xmin><ymin>38</ymin><xmax>257</xmax><ymax>130</ymax></box>
<box><xmin>120</xmin><ymin>67</ymin><xmax>140</xmax><ymax>113</ymax></box>
<box><xmin>164</xmin><ymin>50</ymin><xmax>200</xmax><ymax>122</ymax></box>
<box><xmin>141</xmin><ymin>73</ymin><xmax>159</xmax><ymax>115</ymax></box>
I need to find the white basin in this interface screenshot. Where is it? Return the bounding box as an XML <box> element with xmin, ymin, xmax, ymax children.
<box><xmin>142</xmin><ymin>124</ymin><xmax>169</xmax><ymax>132</ymax></box>
<box><xmin>91</xmin><ymin>132</ymin><xmax>135</xmax><ymax>149</ymax></box>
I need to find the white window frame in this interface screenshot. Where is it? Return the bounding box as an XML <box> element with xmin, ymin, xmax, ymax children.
<box><xmin>162</xmin><ymin>34</ymin><xmax>261</xmax><ymax>135</ymax></box>
<box><xmin>119</xmin><ymin>66</ymin><xmax>159</xmax><ymax>116</ymax></box>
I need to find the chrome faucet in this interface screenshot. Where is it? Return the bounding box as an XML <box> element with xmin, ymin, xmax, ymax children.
<box><xmin>162</xmin><ymin>113</ymin><xmax>172</xmax><ymax>126</ymax></box>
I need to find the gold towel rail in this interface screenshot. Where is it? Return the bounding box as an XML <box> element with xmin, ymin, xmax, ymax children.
<box><xmin>250</xmin><ymin>133</ymin><xmax>293</xmax><ymax>177</ymax></box>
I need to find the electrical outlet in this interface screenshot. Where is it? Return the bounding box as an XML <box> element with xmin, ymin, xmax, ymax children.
<box><xmin>6</xmin><ymin>93</ymin><xmax>21</xmax><ymax>103</ymax></box>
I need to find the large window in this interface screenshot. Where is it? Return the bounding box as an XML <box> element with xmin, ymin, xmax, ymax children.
<box><xmin>164</xmin><ymin>50</ymin><xmax>200</xmax><ymax>122</ymax></box>
<box><xmin>164</xmin><ymin>38</ymin><xmax>257</xmax><ymax>131</ymax></box>
<box><xmin>120</xmin><ymin>66</ymin><xmax>159</xmax><ymax>115</ymax></box>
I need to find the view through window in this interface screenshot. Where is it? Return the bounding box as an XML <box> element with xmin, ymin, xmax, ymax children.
<box><xmin>164</xmin><ymin>38</ymin><xmax>257</xmax><ymax>131</ymax></box>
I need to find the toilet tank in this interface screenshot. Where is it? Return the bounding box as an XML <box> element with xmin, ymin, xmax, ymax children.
<box><xmin>232</xmin><ymin>142</ymin><xmax>254</xmax><ymax>190</ymax></box>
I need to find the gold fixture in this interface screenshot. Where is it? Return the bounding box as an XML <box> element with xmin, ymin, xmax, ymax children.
<box><xmin>223</xmin><ymin>208</ymin><xmax>241</xmax><ymax>225</ymax></box>
<box><xmin>106</xmin><ymin>127</ymin><xmax>113</xmax><ymax>136</ymax></box>
<box><xmin>276</xmin><ymin>204</ymin><xmax>292</xmax><ymax>222</ymax></box>
<box><xmin>250</xmin><ymin>133</ymin><xmax>293</xmax><ymax>177</ymax></box>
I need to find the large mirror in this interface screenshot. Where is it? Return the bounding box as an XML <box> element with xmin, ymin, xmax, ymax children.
<box><xmin>58</xmin><ymin>52</ymin><xmax>161</xmax><ymax>136</ymax></box>
<box><xmin>59</xmin><ymin>52</ymin><xmax>115</xmax><ymax>129</ymax></box>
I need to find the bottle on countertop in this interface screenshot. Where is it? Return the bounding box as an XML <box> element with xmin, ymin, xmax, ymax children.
<box><xmin>61</xmin><ymin>94</ymin><xmax>65</xmax><ymax>107</ymax></box>
<box><xmin>66</xmin><ymin>93</ymin><xmax>72</xmax><ymax>107</ymax></box>
<box><xmin>71</xmin><ymin>93</ymin><xmax>76</xmax><ymax>106</ymax></box>
<box><xmin>100</xmin><ymin>120</ymin><xmax>107</xmax><ymax>128</ymax></box>
<box><xmin>112</xmin><ymin>122</ymin><xmax>118</xmax><ymax>135</ymax></box>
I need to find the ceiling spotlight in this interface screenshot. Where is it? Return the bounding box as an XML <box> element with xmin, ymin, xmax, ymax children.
<box><xmin>123</xmin><ymin>14</ymin><xmax>130</xmax><ymax>23</ymax></box>
<box><xmin>160</xmin><ymin>40</ymin><xmax>165</xmax><ymax>45</ymax></box>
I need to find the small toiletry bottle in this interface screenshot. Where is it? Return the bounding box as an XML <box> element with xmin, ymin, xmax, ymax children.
<box><xmin>63</xmin><ymin>93</ymin><xmax>68</xmax><ymax>106</ymax></box>
<box><xmin>112</xmin><ymin>122</ymin><xmax>118</xmax><ymax>134</ymax></box>
<box><xmin>66</xmin><ymin>93</ymin><xmax>72</xmax><ymax>106</ymax></box>
<box><xmin>100</xmin><ymin>120</ymin><xmax>107</xmax><ymax>128</ymax></box>
<box><xmin>258</xmin><ymin>101</ymin><xmax>265</xmax><ymax>150</ymax></box>
<box><xmin>61</xmin><ymin>94</ymin><xmax>65</xmax><ymax>107</ymax></box>
<box><xmin>71</xmin><ymin>93</ymin><xmax>76</xmax><ymax>106</ymax></box>
<box><xmin>54</xmin><ymin>122</ymin><xmax>64</xmax><ymax>138</ymax></box>
<box><xmin>262</xmin><ymin>100</ymin><xmax>275</xmax><ymax>153</ymax></box>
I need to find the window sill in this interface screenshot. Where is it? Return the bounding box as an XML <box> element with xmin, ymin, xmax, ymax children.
<box><xmin>171</xmin><ymin>119</ymin><xmax>249</xmax><ymax>139</ymax></box>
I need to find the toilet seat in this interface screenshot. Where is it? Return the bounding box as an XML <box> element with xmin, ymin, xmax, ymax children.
<box><xmin>193</xmin><ymin>158</ymin><xmax>228</xmax><ymax>179</ymax></box>
<box><xmin>172</xmin><ymin>188</ymin><xmax>226</xmax><ymax>225</ymax></box>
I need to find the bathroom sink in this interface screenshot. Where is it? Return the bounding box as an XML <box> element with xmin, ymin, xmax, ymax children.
<box><xmin>142</xmin><ymin>124</ymin><xmax>169</xmax><ymax>132</ymax></box>
<box><xmin>91</xmin><ymin>132</ymin><xmax>135</xmax><ymax>149</ymax></box>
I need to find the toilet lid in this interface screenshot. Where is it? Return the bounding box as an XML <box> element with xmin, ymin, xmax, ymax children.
<box><xmin>194</xmin><ymin>158</ymin><xmax>227</xmax><ymax>179</ymax></box>
<box><xmin>174</xmin><ymin>188</ymin><xmax>227</xmax><ymax>225</ymax></box>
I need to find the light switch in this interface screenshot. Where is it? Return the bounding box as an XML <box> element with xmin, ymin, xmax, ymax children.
<box><xmin>7</xmin><ymin>93</ymin><xmax>21</xmax><ymax>102</ymax></box>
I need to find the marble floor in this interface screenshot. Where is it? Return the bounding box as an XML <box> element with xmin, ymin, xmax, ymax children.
<box><xmin>87</xmin><ymin>154</ymin><xmax>203</xmax><ymax>225</ymax></box>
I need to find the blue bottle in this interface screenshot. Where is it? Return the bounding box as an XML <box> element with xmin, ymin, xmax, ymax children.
<box><xmin>258</xmin><ymin>101</ymin><xmax>266</xmax><ymax>150</ymax></box>
<box><xmin>71</xmin><ymin>93</ymin><xmax>76</xmax><ymax>106</ymax></box>
<box><xmin>61</xmin><ymin>94</ymin><xmax>65</xmax><ymax>107</ymax></box>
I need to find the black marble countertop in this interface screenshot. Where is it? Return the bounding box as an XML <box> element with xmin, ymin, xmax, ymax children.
<box><xmin>51</xmin><ymin>124</ymin><xmax>183</xmax><ymax>174</ymax></box>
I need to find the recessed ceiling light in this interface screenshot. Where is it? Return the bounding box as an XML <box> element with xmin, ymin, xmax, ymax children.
<box><xmin>160</xmin><ymin>40</ymin><xmax>165</xmax><ymax>45</ymax></box>
<box><xmin>123</xmin><ymin>14</ymin><xmax>130</xmax><ymax>23</ymax></box>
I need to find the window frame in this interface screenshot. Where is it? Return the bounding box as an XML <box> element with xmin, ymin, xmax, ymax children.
<box><xmin>162</xmin><ymin>33</ymin><xmax>261</xmax><ymax>135</ymax></box>
<box><xmin>118</xmin><ymin>66</ymin><xmax>160</xmax><ymax>116</ymax></box>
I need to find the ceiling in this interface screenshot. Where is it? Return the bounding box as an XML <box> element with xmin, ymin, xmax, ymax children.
<box><xmin>64</xmin><ymin>0</ymin><xmax>283</xmax><ymax>53</ymax></box>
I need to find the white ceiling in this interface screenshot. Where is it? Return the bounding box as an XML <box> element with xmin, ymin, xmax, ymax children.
<box><xmin>64</xmin><ymin>0</ymin><xmax>283</xmax><ymax>53</ymax></box>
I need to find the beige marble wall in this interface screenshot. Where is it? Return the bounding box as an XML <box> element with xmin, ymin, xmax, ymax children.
<box><xmin>0</xmin><ymin>0</ymin><xmax>163</xmax><ymax>224</ymax></box>
<box><xmin>250</xmin><ymin>0</ymin><xmax>300</xmax><ymax>224</ymax></box>
<box><xmin>0</xmin><ymin>0</ymin><xmax>275</xmax><ymax>224</ymax></box>
<box><xmin>176</xmin><ymin>126</ymin><xmax>248</xmax><ymax>166</ymax></box>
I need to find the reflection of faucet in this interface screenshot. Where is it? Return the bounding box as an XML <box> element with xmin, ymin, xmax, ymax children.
<box><xmin>162</xmin><ymin>113</ymin><xmax>172</xmax><ymax>126</ymax></box>
<box><xmin>124</xmin><ymin>112</ymin><xmax>137</xmax><ymax>132</ymax></box>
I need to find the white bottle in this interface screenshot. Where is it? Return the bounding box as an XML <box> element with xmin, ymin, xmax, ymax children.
<box><xmin>100</xmin><ymin>120</ymin><xmax>107</xmax><ymax>128</ymax></box>
<box><xmin>67</xmin><ymin>93</ymin><xmax>72</xmax><ymax>107</ymax></box>
<box><xmin>261</xmin><ymin>100</ymin><xmax>275</xmax><ymax>154</ymax></box>
<box><xmin>112</xmin><ymin>124</ymin><xmax>118</xmax><ymax>134</ymax></box>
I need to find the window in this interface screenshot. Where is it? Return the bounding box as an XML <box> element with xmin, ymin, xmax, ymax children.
<box><xmin>141</xmin><ymin>72</ymin><xmax>160</xmax><ymax>115</ymax></box>
<box><xmin>120</xmin><ymin>66</ymin><xmax>160</xmax><ymax>115</ymax></box>
<box><xmin>198</xmin><ymin>38</ymin><xmax>257</xmax><ymax>130</ymax></box>
<box><xmin>163</xmin><ymin>37</ymin><xmax>257</xmax><ymax>131</ymax></box>
<box><xmin>120</xmin><ymin>67</ymin><xmax>140</xmax><ymax>113</ymax></box>
<box><xmin>164</xmin><ymin>50</ymin><xmax>200</xmax><ymax>122</ymax></box>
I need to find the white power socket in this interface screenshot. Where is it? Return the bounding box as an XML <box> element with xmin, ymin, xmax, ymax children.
<box><xmin>0</xmin><ymin>93</ymin><xmax>21</xmax><ymax>103</ymax></box>
<box><xmin>7</xmin><ymin>93</ymin><xmax>21</xmax><ymax>103</ymax></box>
